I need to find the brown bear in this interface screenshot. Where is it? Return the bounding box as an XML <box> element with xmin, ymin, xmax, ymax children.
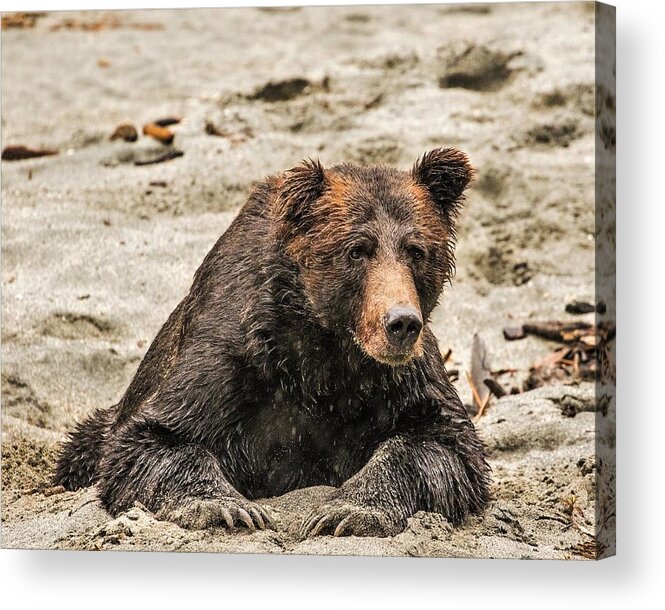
<box><xmin>54</xmin><ymin>148</ymin><xmax>491</xmax><ymax>537</ymax></box>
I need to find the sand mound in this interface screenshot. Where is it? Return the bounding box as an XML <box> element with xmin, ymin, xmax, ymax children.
<box><xmin>437</xmin><ymin>41</ymin><xmax>517</xmax><ymax>91</ymax></box>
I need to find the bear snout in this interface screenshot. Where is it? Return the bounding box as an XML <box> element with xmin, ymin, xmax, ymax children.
<box><xmin>384</xmin><ymin>306</ymin><xmax>423</xmax><ymax>350</ymax></box>
<box><xmin>354</xmin><ymin>259</ymin><xmax>425</xmax><ymax>365</ymax></box>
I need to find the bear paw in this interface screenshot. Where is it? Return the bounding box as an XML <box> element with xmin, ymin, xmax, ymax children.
<box><xmin>299</xmin><ymin>499</ymin><xmax>405</xmax><ymax>539</ymax></box>
<box><xmin>159</xmin><ymin>496</ymin><xmax>276</xmax><ymax>531</ymax></box>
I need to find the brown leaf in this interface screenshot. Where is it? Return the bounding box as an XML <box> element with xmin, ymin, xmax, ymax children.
<box><xmin>153</xmin><ymin>116</ymin><xmax>182</xmax><ymax>127</ymax></box>
<box><xmin>142</xmin><ymin>123</ymin><xmax>174</xmax><ymax>144</ymax></box>
<box><xmin>110</xmin><ymin>123</ymin><xmax>138</xmax><ymax>142</ymax></box>
<box><xmin>565</xmin><ymin>300</ymin><xmax>595</xmax><ymax>315</ymax></box>
<box><xmin>2</xmin><ymin>12</ymin><xmax>46</xmax><ymax>29</ymax></box>
<box><xmin>2</xmin><ymin>145</ymin><xmax>58</xmax><ymax>161</ymax></box>
<box><xmin>483</xmin><ymin>377</ymin><xmax>507</xmax><ymax>399</ymax></box>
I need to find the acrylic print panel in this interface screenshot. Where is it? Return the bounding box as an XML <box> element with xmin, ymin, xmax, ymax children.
<box><xmin>0</xmin><ymin>2</ymin><xmax>615</xmax><ymax>559</ymax></box>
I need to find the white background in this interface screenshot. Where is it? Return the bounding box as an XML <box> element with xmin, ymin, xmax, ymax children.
<box><xmin>0</xmin><ymin>0</ymin><xmax>662</xmax><ymax>608</ymax></box>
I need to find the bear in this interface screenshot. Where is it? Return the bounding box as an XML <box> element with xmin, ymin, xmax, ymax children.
<box><xmin>54</xmin><ymin>148</ymin><xmax>491</xmax><ymax>537</ymax></box>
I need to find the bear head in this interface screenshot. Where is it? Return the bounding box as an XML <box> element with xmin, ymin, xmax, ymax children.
<box><xmin>272</xmin><ymin>148</ymin><xmax>474</xmax><ymax>366</ymax></box>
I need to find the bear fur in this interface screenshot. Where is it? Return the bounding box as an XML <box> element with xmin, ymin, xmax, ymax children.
<box><xmin>55</xmin><ymin>148</ymin><xmax>491</xmax><ymax>537</ymax></box>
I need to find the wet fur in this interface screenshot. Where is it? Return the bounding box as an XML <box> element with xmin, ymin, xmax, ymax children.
<box><xmin>55</xmin><ymin>149</ymin><xmax>491</xmax><ymax>534</ymax></box>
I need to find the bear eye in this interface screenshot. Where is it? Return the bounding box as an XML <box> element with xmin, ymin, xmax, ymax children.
<box><xmin>409</xmin><ymin>246</ymin><xmax>426</xmax><ymax>262</ymax></box>
<box><xmin>349</xmin><ymin>246</ymin><xmax>367</xmax><ymax>261</ymax></box>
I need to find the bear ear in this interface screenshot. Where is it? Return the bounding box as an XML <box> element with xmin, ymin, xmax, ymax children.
<box><xmin>411</xmin><ymin>148</ymin><xmax>474</xmax><ymax>214</ymax></box>
<box><xmin>274</xmin><ymin>158</ymin><xmax>326</xmax><ymax>226</ymax></box>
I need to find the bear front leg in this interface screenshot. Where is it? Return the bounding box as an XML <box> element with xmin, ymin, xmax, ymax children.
<box><xmin>301</xmin><ymin>415</ymin><xmax>491</xmax><ymax>538</ymax></box>
<box><xmin>97</xmin><ymin>418</ymin><xmax>274</xmax><ymax>531</ymax></box>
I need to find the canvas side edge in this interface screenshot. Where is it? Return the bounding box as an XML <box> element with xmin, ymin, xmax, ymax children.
<box><xmin>594</xmin><ymin>0</ymin><xmax>616</xmax><ymax>561</ymax></box>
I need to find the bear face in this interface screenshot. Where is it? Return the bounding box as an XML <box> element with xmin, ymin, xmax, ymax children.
<box><xmin>272</xmin><ymin>148</ymin><xmax>474</xmax><ymax>365</ymax></box>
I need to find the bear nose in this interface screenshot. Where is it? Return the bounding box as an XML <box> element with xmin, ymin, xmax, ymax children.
<box><xmin>384</xmin><ymin>307</ymin><xmax>423</xmax><ymax>349</ymax></box>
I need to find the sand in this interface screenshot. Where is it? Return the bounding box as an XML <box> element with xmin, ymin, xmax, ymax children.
<box><xmin>1</xmin><ymin>4</ymin><xmax>614</xmax><ymax>559</ymax></box>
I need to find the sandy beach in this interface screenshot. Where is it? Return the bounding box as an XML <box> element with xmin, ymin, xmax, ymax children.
<box><xmin>1</xmin><ymin>4</ymin><xmax>614</xmax><ymax>558</ymax></box>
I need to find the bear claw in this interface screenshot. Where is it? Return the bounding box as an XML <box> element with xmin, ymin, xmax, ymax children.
<box><xmin>160</xmin><ymin>496</ymin><xmax>275</xmax><ymax>531</ymax></box>
<box><xmin>300</xmin><ymin>499</ymin><xmax>403</xmax><ymax>539</ymax></box>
